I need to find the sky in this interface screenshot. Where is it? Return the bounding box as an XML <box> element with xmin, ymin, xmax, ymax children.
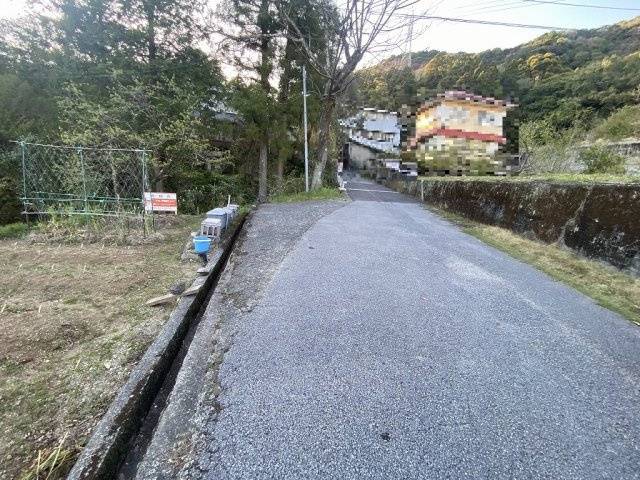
<box><xmin>360</xmin><ymin>0</ymin><xmax>640</xmax><ymax>66</ymax></box>
<box><xmin>1</xmin><ymin>0</ymin><xmax>639</xmax><ymax>64</ymax></box>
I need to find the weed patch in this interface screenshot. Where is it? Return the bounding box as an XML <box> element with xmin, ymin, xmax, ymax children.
<box><xmin>269</xmin><ymin>187</ymin><xmax>344</xmax><ymax>203</ymax></box>
<box><xmin>0</xmin><ymin>222</ymin><xmax>28</xmax><ymax>239</ymax></box>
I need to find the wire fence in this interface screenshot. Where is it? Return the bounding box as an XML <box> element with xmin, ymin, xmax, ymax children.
<box><xmin>15</xmin><ymin>142</ymin><xmax>150</xmax><ymax>217</ymax></box>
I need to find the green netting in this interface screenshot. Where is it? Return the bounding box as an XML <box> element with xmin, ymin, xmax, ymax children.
<box><xmin>16</xmin><ymin>142</ymin><xmax>150</xmax><ymax>216</ymax></box>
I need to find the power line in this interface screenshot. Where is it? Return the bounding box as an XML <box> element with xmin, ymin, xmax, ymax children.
<box><xmin>459</xmin><ymin>1</ymin><xmax>535</xmax><ymax>18</ymax></box>
<box><xmin>402</xmin><ymin>14</ymin><xmax>572</xmax><ymax>30</ymax></box>
<box><xmin>521</xmin><ymin>0</ymin><xmax>640</xmax><ymax>11</ymax></box>
<box><xmin>454</xmin><ymin>0</ymin><xmax>526</xmax><ymax>16</ymax></box>
<box><xmin>454</xmin><ymin>0</ymin><xmax>515</xmax><ymax>11</ymax></box>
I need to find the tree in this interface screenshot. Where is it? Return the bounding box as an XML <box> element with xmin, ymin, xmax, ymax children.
<box><xmin>280</xmin><ymin>0</ymin><xmax>417</xmax><ymax>189</ymax></box>
<box><xmin>216</xmin><ymin>0</ymin><xmax>281</xmax><ymax>202</ymax></box>
<box><xmin>53</xmin><ymin>0</ymin><xmax>223</xmax><ymax>189</ymax></box>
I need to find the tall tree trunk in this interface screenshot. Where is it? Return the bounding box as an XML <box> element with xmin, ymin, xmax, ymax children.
<box><xmin>276</xmin><ymin>155</ymin><xmax>284</xmax><ymax>192</ymax></box>
<box><xmin>256</xmin><ymin>0</ymin><xmax>271</xmax><ymax>201</ymax></box>
<box><xmin>311</xmin><ymin>96</ymin><xmax>335</xmax><ymax>189</ymax></box>
<box><xmin>152</xmin><ymin>164</ymin><xmax>164</xmax><ymax>192</ymax></box>
<box><xmin>257</xmin><ymin>140</ymin><xmax>268</xmax><ymax>202</ymax></box>
<box><xmin>143</xmin><ymin>1</ymin><xmax>157</xmax><ymax>62</ymax></box>
<box><xmin>275</xmin><ymin>38</ymin><xmax>294</xmax><ymax>194</ymax></box>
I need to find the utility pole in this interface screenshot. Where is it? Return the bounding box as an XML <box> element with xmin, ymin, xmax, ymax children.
<box><xmin>302</xmin><ymin>65</ymin><xmax>309</xmax><ymax>192</ymax></box>
<box><xmin>407</xmin><ymin>9</ymin><xmax>414</xmax><ymax>69</ymax></box>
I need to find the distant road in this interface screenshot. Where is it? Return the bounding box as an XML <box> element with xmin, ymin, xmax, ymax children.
<box><xmin>140</xmin><ymin>176</ymin><xmax>640</xmax><ymax>479</ymax></box>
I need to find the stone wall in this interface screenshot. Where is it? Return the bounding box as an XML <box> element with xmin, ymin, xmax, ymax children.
<box><xmin>386</xmin><ymin>177</ymin><xmax>640</xmax><ymax>275</ymax></box>
<box><xmin>606</xmin><ymin>140</ymin><xmax>640</xmax><ymax>175</ymax></box>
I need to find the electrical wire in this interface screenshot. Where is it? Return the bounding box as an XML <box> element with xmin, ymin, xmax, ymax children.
<box><xmin>458</xmin><ymin>1</ymin><xmax>534</xmax><ymax>17</ymax></box>
<box><xmin>521</xmin><ymin>0</ymin><xmax>640</xmax><ymax>11</ymax></box>
<box><xmin>400</xmin><ymin>14</ymin><xmax>572</xmax><ymax>30</ymax></box>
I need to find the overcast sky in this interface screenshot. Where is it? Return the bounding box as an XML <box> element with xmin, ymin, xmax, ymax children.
<box><xmin>2</xmin><ymin>0</ymin><xmax>639</xmax><ymax>64</ymax></box>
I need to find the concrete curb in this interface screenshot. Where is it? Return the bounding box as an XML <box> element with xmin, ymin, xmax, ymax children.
<box><xmin>67</xmin><ymin>213</ymin><xmax>248</xmax><ymax>480</ymax></box>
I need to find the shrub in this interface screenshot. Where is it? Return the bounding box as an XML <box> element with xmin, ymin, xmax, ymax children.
<box><xmin>0</xmin><ymin>222</ymin><xmax>28</xmax><ymax>239</ymax></box>
<box><xmin>579</xmin><ymin>145</ymin><xmax>626</xmax><ymax>174</ymax></box>
<box><xmin>0</xmin><ymin>177</ymin><xmax>22</xmax><ymax>225</ymax></box>
<box><xmin>591</xmin><ymin>105</ymin><xmax>640</xmax><ymax>141</ymax></box>
<box><xmin>0</xmin><ymin>148</ymin><xmax>23</xmax><ymax>225</ymax></box>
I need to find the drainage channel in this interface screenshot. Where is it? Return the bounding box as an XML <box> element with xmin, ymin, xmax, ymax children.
<box><xmin>116</xmin><ymin>258</ymin><xmax>225</xmax><ymax>479</ymax></box>
<box><xmin>67</xmin><ymin>214</ymin><xmax>247</xmax><ymax>480</ymax></box>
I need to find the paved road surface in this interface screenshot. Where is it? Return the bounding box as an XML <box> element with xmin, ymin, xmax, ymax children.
<box><xmin>159</xmin><ymin>178</ymin><xmax>640</xmax><ymax>479</ymax></box>
<box><xmin>341</xmin><ymin>175</ymin><xmax>417</xmax><ymax>203</ymax></box>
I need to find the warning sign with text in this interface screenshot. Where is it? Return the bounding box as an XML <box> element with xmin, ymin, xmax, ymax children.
<box><xmin>144</xmin><ymin>192</ymin><xmax>178</xmax><ymax>213</ymax></box>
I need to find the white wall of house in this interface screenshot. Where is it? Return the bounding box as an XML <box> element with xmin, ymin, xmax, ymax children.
<box><xmin>341</xmin><ymin>108</ymin><xmax>401</xmax><ymax>154</ymax></box>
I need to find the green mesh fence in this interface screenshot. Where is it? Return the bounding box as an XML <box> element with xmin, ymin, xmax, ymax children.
<box><xmin>15</xmin><ymin>142</ymin><xmax>150</xmax><ymax>216</ymax></box>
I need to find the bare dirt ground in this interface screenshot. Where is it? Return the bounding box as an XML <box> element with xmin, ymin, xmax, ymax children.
<box><xmin>0</xmin><ymin>215</ymin><xmax>201</xmax><ymax>479</ymax></box>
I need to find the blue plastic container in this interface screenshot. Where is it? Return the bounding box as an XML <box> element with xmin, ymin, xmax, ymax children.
<box><xmin>193</xmin><ymin>235</ymin><xmax>212</xmax><ymax>254</ymax></box>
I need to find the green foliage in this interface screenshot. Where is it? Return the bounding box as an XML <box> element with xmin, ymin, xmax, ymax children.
<box><xmin>519</xmin><ymin>119</ymin><xmax>583</xmax><ymax>173</ymax></box>
<box><xmin>0</xmin><ymin>177</ymin><xmax>23</xmax><ymax>225</ymax></box>
<box><xmin>419</xmin><ymin>146</ymin><xmax>500</xmax><ymax>176</ymax></box>
<box><xmin>524</xmin><ymin>52</ymin><xmax>566</xmax><ymax>81</ymax></box>
<box><xmin>269</xmin><ymin>187</ymin><xmax>342</xmax><ymax>203</ymax></box>
<box><xmin>0</xmin><ymin>222</ymin><xmax>28</xmax><ymax>239</ymax></box>
<box><xmin>591</xmin><ymin>105</ymin><xmax>640</xmax><ymax>141</ymax></box>
<box><xmin>580</xmin><ymin>145</ymin><xmax>626</xmax><ymax>174</ymax></box>
<box><xmin>0</xmin><ymin>148</ymin><xmax>22</xmax><ymax>225</ymax></box>
<box><xmin>171</xmin><ymin>171</ymin><xmax>251</xmax><ymax>214</ymax></box>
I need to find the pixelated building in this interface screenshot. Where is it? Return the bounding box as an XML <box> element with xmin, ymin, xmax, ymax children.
<box><xmin>401</xmin><ymin>91</ymin><xmax>516</xmax><ymax>176</ymax></box>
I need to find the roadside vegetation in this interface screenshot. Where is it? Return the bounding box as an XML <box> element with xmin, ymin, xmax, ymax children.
<box><xmin>0</xmin><ymin>222</ymin><xmax>28</xmax><ymax>239</ymax></box>
<box><xmin>0</xmin><ymin>215</ymin><xmax>201</xmax><ymax>479</ymax></box>
<box><xmin>269</xmin><ymin>187</ymin><xmax>344</xmax><ymax>204</ymax></box>
<box><xmin>429</xmin><ymin>207</ymin><xmax>640</xmax><ymax>326</ymax></box>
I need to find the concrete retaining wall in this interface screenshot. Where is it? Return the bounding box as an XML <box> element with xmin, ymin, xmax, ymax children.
<box><xmin>387</xmin><ymin>177</ymin><xmax>640</xmax><ymax>275</ymax></box>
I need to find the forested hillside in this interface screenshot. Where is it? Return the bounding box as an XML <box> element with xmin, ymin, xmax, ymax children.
<box><xmin>346</xmin><ymin>17</ymin><xmax>640</xmax><ymax>152</ymax></box>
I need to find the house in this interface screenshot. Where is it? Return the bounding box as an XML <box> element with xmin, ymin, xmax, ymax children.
<box><xmin>341</xmin><ymin>108</ymin><xmax>401</xmax><ymax>169</ymax></box>
<box><xmin>405</xmin><ymin>91</ymin><xmax>516</xmax><ymax>175</ymax></box>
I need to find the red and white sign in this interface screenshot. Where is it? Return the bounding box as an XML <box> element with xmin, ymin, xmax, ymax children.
<box><xmin>144</xmin><ymin>192</ymin><xmax>178</xmax><ymax>213</ymax></box>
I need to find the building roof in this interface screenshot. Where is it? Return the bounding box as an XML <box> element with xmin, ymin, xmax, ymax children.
<box><xmin>416</xmin><ymin>91</ymin><xmax>517</xmax><ymax>116</ymax></box>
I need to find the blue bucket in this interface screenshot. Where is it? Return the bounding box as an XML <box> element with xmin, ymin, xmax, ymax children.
<box><xmin>193</xmin><ymin>235</ymin><xmax>212</xmax><ymax>254</ymax></box>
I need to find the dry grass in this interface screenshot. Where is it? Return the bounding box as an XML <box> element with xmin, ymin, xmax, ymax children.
<box><xmin>269</xmin><ymin>187</ymin><xmax>345</xmax><ymax>203</ymax></box>
<box><xmin>0</xmin><ymin>215</ymin><xmax>202</xmax><ymax>479</ymax></box>
<box><xmin>429</xmin><ymin>206</ymin><xmax>640</xmax><ymax>325</ymax></box>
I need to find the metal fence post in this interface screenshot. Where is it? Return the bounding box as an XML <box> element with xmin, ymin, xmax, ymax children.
<box><xmin>19</xmin><ymin>142</ymin><xmax>28</xmax><ymax>221</ymax></box>
<box><xmin>78</xmin><ymin>147</ymin><xmax>88</xmax><ymax>213</ymax></box>
<box><xmin>19</xmin><ymin>141</ymin><xmax>27</xmax><ymax>203</ymax></box>
<box><xmin>140</xmin><ymin>150</ymin><xmax>151</xmax><ymax>235</ymax></box>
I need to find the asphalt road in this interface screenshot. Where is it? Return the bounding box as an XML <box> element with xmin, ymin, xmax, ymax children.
<box><xmin>342</xmin><ymin>177</ymin><xmax>417</xmax><ymax>203</ymax></box>
<box><xmin>174</xmin><ymin>178</ymin><xmax>640</xmax><ymax>479</ymax></box>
